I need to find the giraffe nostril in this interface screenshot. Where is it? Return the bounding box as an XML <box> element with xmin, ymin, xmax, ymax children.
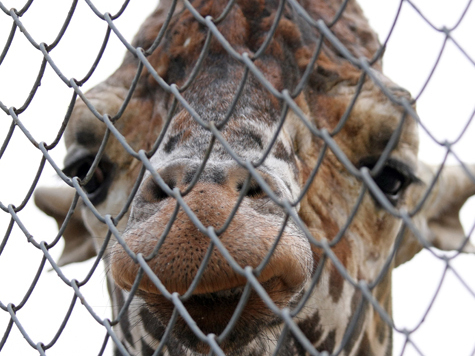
<box><xmin>143</xmin><ymin>176</ymin><xmax>176</xmax><ymax>203</ymax></box>
<box><xmin>237</xmin><ymin>180</ymin><xmax>266</xmax><ymax>198</ymax></box>
<box><xmin>246</xmin><ymin>184</ymin><xmax>265</xmax><ymax>198</ymax></box>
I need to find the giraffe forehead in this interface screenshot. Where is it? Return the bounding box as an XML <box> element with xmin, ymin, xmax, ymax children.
<box><xmin>157</xmin><ymin>0</ymin><xmax>305</xmax><ymax>88</ymax></box>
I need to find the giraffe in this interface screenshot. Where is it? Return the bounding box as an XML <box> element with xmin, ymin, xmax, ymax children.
<box><xmin>34</xmin><ymin>0</ymin><xmax>475</xmax><ymax>355</ymax></box>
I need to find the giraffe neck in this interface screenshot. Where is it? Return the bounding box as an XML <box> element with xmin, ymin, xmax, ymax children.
<box><xmin>295</xmin><ymin>267</ymin><xmax>393</xmax><ymax>356</ymax></box>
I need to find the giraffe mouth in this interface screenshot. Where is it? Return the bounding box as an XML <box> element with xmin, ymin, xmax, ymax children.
<box><xmin>139</xmin><ymin>277</ymin><xmax>297</xmax><ymax>353</ymax></box>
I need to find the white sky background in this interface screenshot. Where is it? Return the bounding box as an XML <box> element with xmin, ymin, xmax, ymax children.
<box><xmin>0</xmin><ymin>0</ymin><xmax>474</xmax><ymax>355</ymax></box>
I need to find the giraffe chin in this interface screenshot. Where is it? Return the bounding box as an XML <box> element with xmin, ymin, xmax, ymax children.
<box><xmin>139</xmin><ymin>277</ymin><xmax>299</xmax><ymax>354</ymax></box>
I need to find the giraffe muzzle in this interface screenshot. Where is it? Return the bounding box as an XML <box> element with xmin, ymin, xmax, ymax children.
<box><xmin>110</xmin><ymin>167</ymin><xmax>313</xmax><ymax>349</ymax></box>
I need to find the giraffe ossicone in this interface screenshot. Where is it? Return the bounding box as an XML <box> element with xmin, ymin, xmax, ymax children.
<box><xmin>35</xmin><ymin>0</ymin><xmax>475</xmax><ymax>354</ymax></box>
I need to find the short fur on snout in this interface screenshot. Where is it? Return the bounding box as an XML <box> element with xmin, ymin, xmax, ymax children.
<box><xmin>34</xmin><ymin>0</ymin><xmax>475</xmax><ymax>355</ymax></box>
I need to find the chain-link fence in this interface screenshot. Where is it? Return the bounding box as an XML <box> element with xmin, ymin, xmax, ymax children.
<box><xmin>1</xmin><ymin>0</ymin><xmax>474</xmax><ymax>355</ymax></box>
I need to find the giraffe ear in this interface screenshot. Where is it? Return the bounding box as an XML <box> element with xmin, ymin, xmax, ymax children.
<box><xmin>395</xmin><ymin>163</ymin><xmax>475</xmax><ymax>267</ymax></box>
<box><xmin>34</xmin><ymin>186</ymin><xmax>97</xmax><ymax>266</ymax></box>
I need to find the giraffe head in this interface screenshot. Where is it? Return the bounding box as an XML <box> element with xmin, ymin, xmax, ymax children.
<box><xmin>35</xmin><ymin>0</ymin><xmax>475</xmax><ymax>354</ymax></box>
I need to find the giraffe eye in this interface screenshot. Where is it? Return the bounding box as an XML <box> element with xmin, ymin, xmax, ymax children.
<box><xmin>63</xmin><ymin>155</ymin><xmax>114</xmax><ymax>205</ymax></box>
<box><xmin>373</xmin><ymin>166</ymin><xmax>407</xmax><ymax>199</ymax></box>
<box><xmin>361</xmin><ymin>158</ymin><xmax>418</xmax><ymax>206</ymax></box>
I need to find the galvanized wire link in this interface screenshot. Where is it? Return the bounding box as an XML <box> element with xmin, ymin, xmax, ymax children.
<box><xmin>0</xmin><ymin>0</ymin><xmax>474</xmax><ymax>355</ymax></box>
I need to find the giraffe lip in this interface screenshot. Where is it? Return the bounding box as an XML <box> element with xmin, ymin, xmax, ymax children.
<box><xmin>189</xmin><ymin>275</ymin><xmax>280</xmax><ymax>301</ymax></box>
<box><xmin>140</xmin><ymin>277</ymin><xmax>298</xmax><ymax>353</ymax></box>
<box><xmin>142</xmin><ymin>277</ymin><xmax>281</xmax><ymax>322</ymax></box>
<box><xmin>194</xmin><ymin>285</ymin><xmax>245</xmax><ymax>299</ymax></box>
<box><xmin>178</xmin><ymin>277</ymin><xmax>285</xmax><ymax>327</ymax></box>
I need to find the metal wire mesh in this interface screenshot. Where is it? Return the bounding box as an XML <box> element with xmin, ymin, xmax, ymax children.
<box><xmin>0</xmin><ymin>0</ymin><xmax>474</xmax><ymax>355</ymax></box>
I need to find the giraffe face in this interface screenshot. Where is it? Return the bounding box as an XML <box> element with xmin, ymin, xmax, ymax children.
<box><xmin>33</xmin><ymin>0</ymin><xmax>475</xmax><ymax>355</ymax></box>
<box><xmin>65</xmin><ymin>57</ymin><xmax>416</xmax><ymax>356</ymax></box>
<box><xmin>107</xmin><ymin>65</ymin><xmax>316</xmax><ymax>352</ymax></box>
